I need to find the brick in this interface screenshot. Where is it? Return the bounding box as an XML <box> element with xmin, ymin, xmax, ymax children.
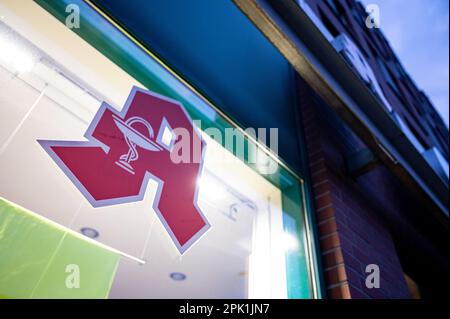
<box><xmin>320</xmin><ymin>233</ymin><xmax>341</xmax><ymax>251</ymax></box>
<box><xmin>322</xmin><ymin>248</ymin><xmax>344</xmax><ymax>267</ymax></box>
<box><xmin>325</xmin><ymin>265</ymin><xmax>347</xmax><ymax>285</ymax></box>
<box><xmin>315</xmin><ymin>192</ymin><xmax>333</xmax><ymax>210</ymax></box>
<box><xmin>305</xmin><ymin>130</ymin><xmax>321</xmax><ymax>142</ymax></box>
<box><xmin>309</xmin><ymin>158</ymin><xmax>326</xmax><ymax>172</ymax></box>
<box><xmin>305</xmin><ymin>128</ymin><xmax>321</xmax><ymax>141</ymax></box>
<box><xmin>307</xmin><ymin>148</ymin><xmax>323</xmax><ymax>158</ymax></box>
<box><xmin>308</xmin><ymin>151</ymin><xmax>324</xmax><ymax>164</ymax></box>
<box><xmin>313</xmin><ymin>180</ymin><xmax>331</xmax><ymax>196</ymax></box>
<box><xmin>299</xmin><ymin>84</ymin><xmax>413</xmax><ymax>300</ymax></box>
<box><xmin>311</xmin><ymin>168</ymin><xmax>328</xmax><ymax>182</ymax></box>
<box><xmin>302</xmin><ymin>109</ymin><xmax>316</xmax><ymax>122</ymax></box>
<box><xmin>319</xmin><ymin>218</ymin><xmax>338</xmax><ymax>235</ymax></box>
<box><xmin>317</xmin><ymin>205</ymin><xmax>335</xmax><ymax>221</ymax></box>
<box><xmin>327</xmin><ymin>283</ymin><xmax>351</xmax><ymax>299</ymax></box>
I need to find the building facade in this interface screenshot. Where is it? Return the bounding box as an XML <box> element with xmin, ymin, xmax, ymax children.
<box><xmin>0</xmin><ymin>0</ymin><xmax>447</xmax><ymax>299</ymax></box>
<box><xmin>296</xmin><ymin>0</ymin><xmax>449</xmax><ymax>299</ymax></box>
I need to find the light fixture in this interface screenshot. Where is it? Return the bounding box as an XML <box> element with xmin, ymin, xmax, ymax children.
<box><xmin>0</xmin><ymin>29</ymin><xmax>36</xmax><ymax>74</ymax></box>
<box><xmin>170</xmin><ymin>272</ymin><xmax>187</xmax><ymax>281</ymax></box>
<box><xmin>80</xmin><ymin>227</ymin><xmax>99</xmax><ymax>239</ymax></box>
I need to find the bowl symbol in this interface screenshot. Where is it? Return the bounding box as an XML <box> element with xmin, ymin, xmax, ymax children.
<box><xmin>112</xmin><ymin>114</ymin><xmax>163</xmax><ymax>175</ymax></box>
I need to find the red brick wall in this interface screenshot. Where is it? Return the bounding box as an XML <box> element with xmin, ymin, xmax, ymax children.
<box><xmin>299</xmin><ymin>83</ymin><xmax>411</xmax><ymax>299</ymax></box>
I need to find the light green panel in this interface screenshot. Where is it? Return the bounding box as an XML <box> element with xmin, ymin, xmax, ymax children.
<box><xmin>31</xmin><ymin>234</ymin><xmax>119</xmax><ymax>298</ymax></box>
<box><xmin>0</xmin><ymin>197</ymin><xmax>119</xmax><ymax>299</ymax></box>
<box><xmin>0</xmin><ymin>200</ymin><xmax>64</xmax><ymax>298</ymax></box>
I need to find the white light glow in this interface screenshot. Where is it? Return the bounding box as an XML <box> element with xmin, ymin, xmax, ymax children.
<box><xmin>0</xmin><ymin>32</ymin><xmax>35</xmax><ymax>74</ymax></box>
<box><xmin>198</xmin><ymin>173</ymin><xmax>228</xmax><ymax>202</ymax></box>
<box><xmin>283</xmin><ymin>232</ymin><xmax>299</xmax><ymax>252</ymax></box>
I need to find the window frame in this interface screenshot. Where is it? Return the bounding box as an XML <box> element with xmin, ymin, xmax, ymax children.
<box><xmin>34</xmin><ymin>0</ymin><xmax>325</xmax><ymax>299</ymax></box>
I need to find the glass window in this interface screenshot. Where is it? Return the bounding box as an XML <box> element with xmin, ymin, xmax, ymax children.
<box><xmin>0</xmin><ymin>0</ymin><xmax>320</xmax><ymax>298</ymax></box>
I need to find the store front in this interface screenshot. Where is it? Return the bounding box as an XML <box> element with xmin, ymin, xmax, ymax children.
<box><xmin>0</xmin><ymin>0</ymin><xmax>322</xmax><ymax>298</ymax></box>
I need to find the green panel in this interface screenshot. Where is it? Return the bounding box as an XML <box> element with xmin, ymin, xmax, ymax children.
<box><xmin>31</xmin><ymin>234</ymin><xmax>119</xmax><ymax>298</ymax></box>
<box><xmin>282</xmin><ymin>184</ymin><xmax>311</xmax><ymax>298</ymax></box>
<box><xmin>0</xmin><ymin>199</ymin><xmax>64</xmax><ymax>298</ymax></box>
<box><xmin>0</xmin><ymin>197</ymin><xmax>119</xmax><ymax>299</ymax></box>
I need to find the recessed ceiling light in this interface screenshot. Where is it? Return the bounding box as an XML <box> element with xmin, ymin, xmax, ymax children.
<box><xmin>80</xmin><ymin>227</ymin><xmax>99</xmax><ymax>239</ymax></box>
<box><xmin>170</xmin><ymin>272</ymin><xmax>186</xmax><ymax>281</ymax></box>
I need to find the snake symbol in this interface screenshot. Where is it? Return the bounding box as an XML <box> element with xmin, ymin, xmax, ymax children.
<box><xmin>113</xmin><ymin>115</ymin><xmax>163</xmax><ymax>175</ymax></box>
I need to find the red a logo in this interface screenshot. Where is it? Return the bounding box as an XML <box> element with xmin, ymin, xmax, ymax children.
<box><xmin>39</xmin><ymin>87</ymin><xmax>210</xmax><ymax>254</ymax></box>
